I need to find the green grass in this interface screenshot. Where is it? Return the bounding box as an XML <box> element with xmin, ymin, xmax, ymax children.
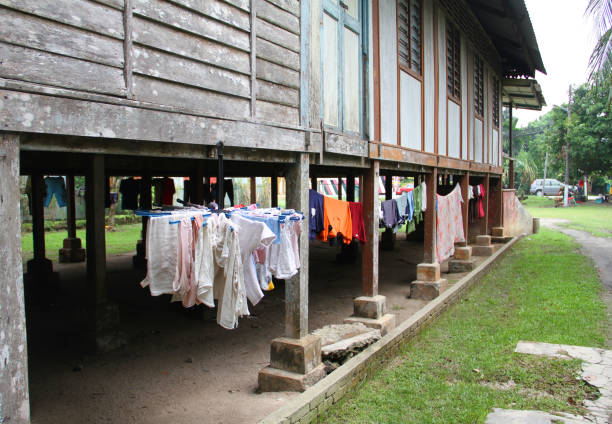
<box><xmin>21</xmin><ymin>223</ymin><xmax>142</xmax><ymax>263</ymax></box>
<box><xmin>523</xmin><ymin>196</ymin><xmax>612</xmax><ymax>238</ymax></box>
<box><xmin>324</xmin><ymin>229</ymin><xmax>606</xmax><ymax>423</ymax></box>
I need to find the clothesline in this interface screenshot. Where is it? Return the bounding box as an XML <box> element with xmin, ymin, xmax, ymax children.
<box><xmin>140</xmin><ymin>205</ymin><xmax>304</xmax><ymax>330</ymax></box>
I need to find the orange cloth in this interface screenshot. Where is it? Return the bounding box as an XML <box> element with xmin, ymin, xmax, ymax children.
<box><xmin>318</xmin><ymin>196</ymin><xmax>353</xmax><ymax>244</ymax></box>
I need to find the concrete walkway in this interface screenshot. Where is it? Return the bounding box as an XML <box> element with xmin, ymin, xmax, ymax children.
<box><xmin>486</xmin><ymin>341</ymin><xmax>612</xmax><ymax>423</ymax></box>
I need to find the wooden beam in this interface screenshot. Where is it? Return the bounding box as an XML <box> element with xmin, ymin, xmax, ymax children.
<box><xmin>460</xmin><ymin>171</ymin><xmax>469</xmax><ymax>243</ymax></box>
<box><xmin>271</xmin><ymin>174</ymin><xmax>278</xmax><ymax>207</ymax></box>
<box><xmin>481</xmin><ymin>173</ymin><xmax>490</xmax><ymax>235</ymax></box>
<box><xmin>346</xmin><ymin>174</ymin><xmax>355</xmax><ymax>202</ymax></box>
<box><xmin>362</xmin><ymin>160</ymin><xmax>380</xmax><ymax>297</ymax></box>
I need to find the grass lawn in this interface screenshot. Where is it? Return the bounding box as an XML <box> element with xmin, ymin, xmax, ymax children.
<box><xmin>324</xmin><ymin>229</ymin><xmax>606</xmax><ymax>423</ymax></box>
<box><xmin>522</xmin><ymin>196</ymin><xmax>612</xmax><ymax>238</ymax></box>
<box><xmin>21</xmin><ymin>223</ymin><xmax>142</xmax><ymax>263</ymax></box>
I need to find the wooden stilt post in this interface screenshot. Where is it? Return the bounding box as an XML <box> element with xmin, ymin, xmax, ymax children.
<box><xmin>423</xmin><ymin>168</ymin><xmax>437</xmax><ymax>263</ymax></box>
<box><xmin>271</xmin><ymin>174</ymin><xmax>278</xmax><ymax>207</ymax></box>
<box><xmin>250</xmin><ymin>177</ymin><xmax>257</xmax><ymax>205</ymax></box>
<box><xmin>361</xmin><ymin>161</ymin><xmax>380</xmax><ymax>298</ymax></box>
<box><xmin>482</xmin><ymin>174</ymin><xmax>490</xmax><ymax>235</ymax></box>
<box><xmin>0</xmin><ymin>133</ymin><xmax>31</xmax><ymax>422</ymax></box>
<box><xmin>411</xmin><ymin>167</ymin><xmax>447</xmax><ymax>300</ymax></box>
<box><xmin>381</xmin><ymin>174</ymin><xmax>394</xmax><ymax>250</ymax></box>
<box><xmin>85</xmin><ymin>155</ymin><xmax>122</xmax><ymax>352</ymax></box>
<box><xmin>59</xmin><ymin>175</ymin><xmax>86</xmax><ymax>263</ymax></box>
<box><xmin>347</xmin><ymin>174</ymin><xmax>355</xmax><ymax>202</ymax></box>
<box><xmin>343</xmin><ymin>160</ymin><xmax>395</xmax><ymax>335</ymax></box>
<box><xmin>258</xmin><ymin>153</ymin><xmax>325</xmax><ymax>392</ymax></box>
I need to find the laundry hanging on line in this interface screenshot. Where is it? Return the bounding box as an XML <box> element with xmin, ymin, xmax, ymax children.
<box><xmin>308</xmin><ymin>189</ymin><xmax>367</xmax><ymax>244</ymax></box>
<box><xmin>435</xmin><ymin>184</ymin><xmax>465</xmax><ymax>263</ymax></box>
<box><xmin>139</xmin><ymin>205</ymin><xmax>304</xmax><ymax>330</ymax></box>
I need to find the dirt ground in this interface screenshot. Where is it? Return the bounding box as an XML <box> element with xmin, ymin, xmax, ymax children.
<box><xmin>26</xmin><ymin>234</ymin><xmax>486</xmax><ymax>424</ymax></box>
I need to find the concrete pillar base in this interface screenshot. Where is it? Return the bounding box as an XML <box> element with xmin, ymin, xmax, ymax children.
<box><xmin>410</xmin><ymin>279</ymin><xmax>448</xmax><ymax>300</ymax></box>
<box><xmin>132</xmin><ymin>239</ymin><xmax>147</xmax><ymax>269</ymax></box>
<box><xmin>59</xmin><ymin>238</ymin><xmax>86</xmax><ymax>263</ymax></box>
<box><xmin>381</xmin><ymin>230</ymin><xmax>395</xmax><ymax>251</ymax></box>
<box><xmin>449</xmin><ymin>259</ymin><xmax>475</xmax><ymax>273</ymax></box>
<box><xmin>82</xmin><ymin>302</ymin><xmax>125</xmax><ymax>353</ymax></box>
<box><xmin>343</xmin><ymin>314</ymin><xmax>396</xmax><ymax>336</ymax></box>
<box><xmin>476</xmin><ymin>235</ymin><xmax>492</xmax><ymax>246</ymax></box>
<box><xmin>533</xmin><ymin>217</ymin><xmax>541</xmax><ymax>234</ymax></box>
<box><xmin>491</xmin><ymin>227</ymin><xmax>505</xmax><ymax>237</ymax></box>
<box><xmin>24</xmin><ymin>258</ymin><xmax>60</xmax><ymax>302</ymax></box>
<box><xmin>26</xmin><ymin>257</ymin><xmax>53</xmax><ymax>275</ymax></box>
<box><xmin>353</xmin><ymin>295</ymin><xmax>387</xmax><ymax>319</ymax></box>
<box><xmin>492</xmin><ymin>236</ymin><xmax>513</xmax><ymax>244</ymax></box>
<box><xmin>416</xmin><ymin>263</ymin><xmax>441</xmax><ymax>282</ymax></box>
<box><xmin>454</xmin><ymin>246</ymin><xmax>472</xmax><ymax>260</ymax></box>
<box><xmin>472</xmin><ymin>245</ymin><xmax>497</xmax><ymax>257</ymax></box>
<box><xmin>258</xmin><ymin>334</ymin><xmax>325</xmax><ymax>392</ymax></box>
<box><xmin>258</xmin><ymin>363</ymin><xmax>327</xmax><ymax>392</ymax></box>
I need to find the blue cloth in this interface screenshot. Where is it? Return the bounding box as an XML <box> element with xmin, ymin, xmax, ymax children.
<box><xmin>406</xmin><ymin>191</ymin><xmax>414</xmax><ymax>222</ymax></box>
<box><xmin>308</xmin><ymin>189</ymin><xmax>324</xmax><ymax>239</ymax></box>
<box><xmin>248</xmin><ymin>215</ymin><xmax>281</xmax><ymax>244</ymax></box>
<box><xmin>44</xmin><ymin>176</ymin><xmax>67</xmax><ymax>207</ymax></box>
<box><xmin>381</xmin><ymin>199</ymin><xmax>400</xmax><ymax>229</ymax></box>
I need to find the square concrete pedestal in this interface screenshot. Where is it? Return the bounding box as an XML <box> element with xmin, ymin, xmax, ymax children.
<box><xmin>59</xmin><ymin>237</ymin><xmax>86</xmax><ymax>263</ymax></box>
<box><xmin>258</xmin><ymin>334</ymin><xmax>326</xmax><ymax>392</ymax></box>
<box><xmin>449</xmin><ymin>246</ymin><xmax>475</xmax><ymax>272</ymax></box>
<box><xmin>411</xmin><ymin>263</ymin><xmax>447</xmax><ymax>300</ymax></box>
<box><xmin>472</xmin><ymin>235</ymin><xmax>497</xmax><ymax>257</ymax></box>
<box><xmin>343</xmin><ymin>295</ymin><xmax>396</xmax><ymax>336</ymax></box>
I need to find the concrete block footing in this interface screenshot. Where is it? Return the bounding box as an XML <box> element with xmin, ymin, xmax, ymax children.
<box><xmin>59</xmin><ymin>238</ymin><xmax>85</xmax><ymax>263</ymax></box>
<box><xmin>491</xmin><ymin>227</ymin><xmax>505</xmax><ymax>237</ymax></box>
<box><xmin>454</xmin><ymin>246</ymin><xmax>472</xmax><ymax>260</ymax></box>
<box><xmin>410</xmin><ymin>279</ymin><xmax>448</xmax><ymax>300</ymax></box>
<box><xmin>343</xmin><ymin>314</ymin><xmax>396</xmax><ymax>336</ymax></box>
<box><xmin>533</xmin><ymin>217</ymin><xmax>541</xmax><ymax>234</ymax></box>
<box><xmin>270</xmin><ymin>335</ymin><xmax>322</xmax><ymax>375</ymax></box>
<box><xmin>353</xmin><ymin>295</ymin><xmax>387</xmax><ymax>320</ymax></box>
<box><xmin>416</xmin><ymin>263</ymin><xmax>441</xmax><ymax>282</ymax></box>
<box><xmin>449</xmin><ymin>259</ymin><xmax>476</xmax><ymax>273</ymax></box>
<box><xmin>472</xmin><ymin>245</ymin><xmax>496</xmax><ymax>257</ymax></box>
<box><xmin>258</xmin><ymin>363</ymin><xmax>327</xmax><ymax>393</ymax></box>
<box><xmin>492</xmin><ymin>236</ymin><xmax>513</xmax><ymax>244</ymax></box>
<box><xmin>476</xmin><ymin>235</ymin><xmax>492</xmax><ymax>246</ymax></box>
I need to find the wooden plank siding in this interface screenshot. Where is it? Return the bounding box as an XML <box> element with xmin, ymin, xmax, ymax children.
<box><xmin>255</xmin><ymin>0</ymin><xmax>300</xmax><ymax>125</ymax></box>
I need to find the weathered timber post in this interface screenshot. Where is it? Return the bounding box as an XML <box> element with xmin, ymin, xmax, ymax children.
<box><xmin>258</xmin><ymin>153</ymin><xmax>326</xmax><ymax>392</ymax></box>
<box><xmin>381</xmin><ymin>174</ymin><xmax>395</xmax><ymax>250</ymax></box>
<box><xmin>449</xmin><ymin>172</ymin><xmax>475</xmax><ymax>273</ymax></box>
<box><xmin>25</xmin><ymin>171</ymin><xmax>59</xmax><ymax>296</ymax></box>
<box><xmin>0</xmin><ymin>133</ymin><xmax>31</xmax><ymax>424</ymax></box>
<box><xmin>491</xmin><ymin>176</ymin><xmax>505</xmax><ymax>239</ymax></box>
<box><xmin>411</xmin><ymin>167</ymin><xmax>448</xmax><ymax>300</ymax></box>
<box><xmin>193</xmin><ymin>161</ymin><xmax>204</xmax><ymax>205</ymax></box>
<box><xmin>472</xmin><ymin>174</ymin><xmax>495</xmax><ymax>257</ymax></box>
<box><xmin>344</xmin><ymin>160</ymin><xmax>396</xmax><ymax>335</ymax></box>
<box><xmin>271</xmin><ymin>174</ymin><xmax>278</xmax><ymax>207</ymax></box>
<box><xmin>133</xmin><ymin>173</ymin><xmax>151</xmax><ymax>268</ymax></box>
<box><xmin>85</xmin><ymin>155</ymin><xmax>123</xmax><ymax>352</ymax></box>
<box><xmin>250</xmin><ymin>177</ymin><xmax>257</xmax><ymax>205</ymax></box>
<box><xmin>59</xmin><ymin>175</ymin><xmax>85</xmax><ymax>263</ymax></box>
<box><xmin>346</xmin><ymin>174</ymin><xmax>355</xmax><ymax>202</ymax></box>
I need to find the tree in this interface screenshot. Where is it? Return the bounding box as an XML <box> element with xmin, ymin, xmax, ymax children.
<box><xmin>586</xmin><ymin>0</ymin><xmax>612</xmax><ymax>105</ymax></box>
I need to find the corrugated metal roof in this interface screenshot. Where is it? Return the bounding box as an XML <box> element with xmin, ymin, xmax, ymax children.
<box><xmin>467</xmin><ymin>0</ymin><xmax>546</xmax><ymax>78</ymax></box>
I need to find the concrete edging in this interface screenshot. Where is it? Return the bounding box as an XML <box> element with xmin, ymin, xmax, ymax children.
<box><xmin>258</xmin><ymin>235</ymin><xmax>524</xmax><ymax>424</ymax></box>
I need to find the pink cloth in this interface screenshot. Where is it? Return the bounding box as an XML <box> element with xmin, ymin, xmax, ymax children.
<box><xmin>435</xmin><ymin>184</ymin><xmax>465</xmax><ymax>263</ymax></box>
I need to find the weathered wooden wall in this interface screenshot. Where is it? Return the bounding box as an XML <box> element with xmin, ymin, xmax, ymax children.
<box><xmin>0</xmin><ymin>0</ymin><xmax>302</xmax><ymax>142</ymax></box>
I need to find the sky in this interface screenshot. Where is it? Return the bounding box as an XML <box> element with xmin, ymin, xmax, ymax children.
<box><xmin>513</xmin><ymin>0</ymin><xmax>598</xmax><ymax>127</ymax></box>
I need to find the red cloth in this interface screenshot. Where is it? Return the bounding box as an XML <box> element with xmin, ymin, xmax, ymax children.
<box><xmin>477</xmin><ymin>184</ymin><xmax>485</xmax><ymax>219</ymax></box>
<box><xmin>162</xmin><ymin>177</ymin><xmax>175</xmax><ymax>205</ymax></box>
<box><xmin>349</xmin><ymin>201</ymin><xmax>367</xmax><ymax>243</ymax></box>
